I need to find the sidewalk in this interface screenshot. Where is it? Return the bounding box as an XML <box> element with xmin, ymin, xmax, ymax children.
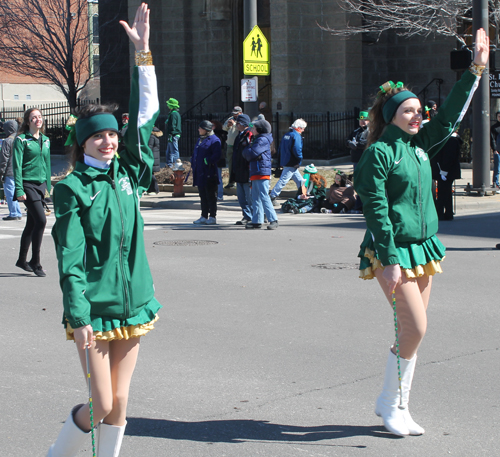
<box><xmin>50</xmin><ymin>155</ymin><xmax>499</xmax><ymax>214</ymax></box>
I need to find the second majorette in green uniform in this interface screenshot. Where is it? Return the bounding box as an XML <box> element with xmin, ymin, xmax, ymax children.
<box><xmin>352</xmin><ymin>27</ymin><xmax>488</xmax><ymax>438</ymax></box>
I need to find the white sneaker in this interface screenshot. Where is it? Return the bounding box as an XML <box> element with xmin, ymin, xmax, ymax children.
<box><xmin>193</xmin><ymin>217</ymin><xmax>208</xmax><ymax>224</ymax></box>
<box><xmin>321</xmin><ymin>208</ymin><xmax>332</xmax><ymax>214</ymax></box>
<box><xmin>206</xmin><ymin>217</ymin><xmax>217</xmax><ymax>225</ymax></box>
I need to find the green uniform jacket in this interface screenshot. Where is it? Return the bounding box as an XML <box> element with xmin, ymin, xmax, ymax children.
<box><xmin>12</xmin><ymin>131</ymin><xmax>51</xmax><ymax>198</ymax></box>
<box><xmin>52</xmin><ymin>66</ymin><xmax>160</xmax><ymax>329</ymax></box>
<box><xmin>354</xmin><ymin>70</ymin><xmax>479</xmax><ymax>266</ymax></box>
<box><xmin>165</xmin><ymin>109</ymin><xmax>181</xmax><ymax>137</ymax></box>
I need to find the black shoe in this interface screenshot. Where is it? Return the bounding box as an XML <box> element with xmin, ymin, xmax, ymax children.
<box><xmin>245</xmin><ymin>223</ymin><xmax>262</xmax><ymax>229</ymax></box>
<box><xmin>3</xmin><ymin>215</ymin><xmax>22</xmax><ymax>221</ymax></box>
<box><xmin>496</xmin><ymin>243</ymin><xmax>500</xmax><ymax>250</ymax></box>
<box><xmin>224</xmin><ymin>182</ymin><xmax>235</xmax><ymax>189</ymax></box>
<box><xmin>235</xmin><ymin>218</ymin><xmax>250</xmax><ymax>225</ymax></box>
<box><xmin>29</xmin><ymin>262</ymin><xmax>46</xmax><ymax>277</ymax></box>
<box><xmin>16</xmin><ymin>260</ymin><xmax>33</xmax><ymax>272</ymax></box>
<box><xmin>267</xmin><ymin>220</ymin><xmax>279</xmax><ymax>230</ymax></box>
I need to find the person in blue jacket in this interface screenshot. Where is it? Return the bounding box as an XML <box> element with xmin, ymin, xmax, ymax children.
<box><xmin>269</xmin><ymin>118</ymin><xmax>307</xmax><ymax>206</ymax></box>
<box><xmin>191</xmin><ymin>120</ymin><xmax>222</xmax><ymax>225</ymax></box>
<box><xmin>243</xmin><ymin>119</ymin><xmax>278</xmax><ymax>230</ymax></box>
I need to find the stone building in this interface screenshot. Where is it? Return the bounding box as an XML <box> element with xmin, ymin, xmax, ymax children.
<box><xmin>100</xmin><ymin>0</ymin><xmax>459</xmax><ymax>118</ymax></box>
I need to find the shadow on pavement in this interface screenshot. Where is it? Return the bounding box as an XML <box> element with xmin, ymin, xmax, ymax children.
<box><xmin>126</xmin><ymin>417</ymin><xmax>402</xmax><ymax>444</ymax></box>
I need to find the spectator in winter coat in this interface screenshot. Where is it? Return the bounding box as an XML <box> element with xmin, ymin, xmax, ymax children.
<box><xmin>191</xmin><ymin>120</ymin><xmax>221</xmax><ymax>225</ymax></box>
<box><xmin>490</xmin><ymin>111</ymin><xmax>500</xmax><ymax>189</ymax></box>
<box><xmin>431</xmin><ymin>130</ymin><xmax>462</xmax><ymax>221</ymax></box>
<box><xmin>231</xmin><ymin>114</ymin><xmax>253</xmax><ymax>225</ymax></box>
<box><xmin>222</xmin><ymin>106</ymin><xmax>243</xmax><ymax>188</ymax></box>
<box><xmin>147</xmin><ymin>126</ymin><xmax>162</xmax><ymax>194</ymax></box>
<box><xmin>346</xmin><ymin>111</ymin><xmax>370</xmax><ymax>168</ymax></box>
<box><xmin>0</xmin><ymin>120</ymin><xmax>22</xmax><ymax>220</ymax></box>
<box><xmin>165</xmin><ymin>98</ymin><xmax>181</xmax><ymax>168</ymax></box>
<box><xmin>211</xmin><ymin>119</ymin><xmax>227</xmax><ymax>201</ymax></box>
<box><xmin>269</xmin><ymin>118</ymin><xmax>307</xmax><ymax>206</ymax></box>
<box><xmin>242</xmin><ymin>119</ymin><xmax>278</xmax><ymax>230</ymax></box>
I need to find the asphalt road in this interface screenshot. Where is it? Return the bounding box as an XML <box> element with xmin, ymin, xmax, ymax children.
<box><xmin>0</xmin><ymin>205</ymin><xmax>498</xmax><ymax>457</ymax></box>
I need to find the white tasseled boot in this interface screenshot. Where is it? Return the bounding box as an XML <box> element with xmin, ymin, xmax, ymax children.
<box><xmin>97</xmin><ymin>422</ymin><xmax>127</xmax><ymax>457</ymax></box>
<box><xmin>375</xmin><ymin>350</ymin><xmax>410</xmax><ymax>436</ymax></box>
<box><xmin>400</xmin><ymin>354</ymin><xmax>425</xmax><ymax>435</ymax></box>
<box><xmin>46</xmin><ymin>405</ymin><xmax>90</xmax><ymax>457</ymax></box>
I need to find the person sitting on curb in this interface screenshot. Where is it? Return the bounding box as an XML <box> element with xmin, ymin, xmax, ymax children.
<box><xmin>320</xmin><ymin>171</ymin><xmax>356</xmax><ymax>214</ymax></box>
<box><xmin>269</xmin><ymin>118</ymin><xmax>307</xmax><ymax>206</ymax></box>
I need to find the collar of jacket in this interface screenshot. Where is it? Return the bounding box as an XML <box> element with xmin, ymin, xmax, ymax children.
<box><xmin>23</xmin><ymin>131</ymin><xmax>48</xmax><ymax>141</ymax></box>
<box><xmin>382</xmin><ymin>124</ymin><xmax>413</xmax><ymax>143</ymax></box>
<box><xmin>75</xmin><ymin>157</ymin><xmax>115</xmax><ymax>178</ymax></box>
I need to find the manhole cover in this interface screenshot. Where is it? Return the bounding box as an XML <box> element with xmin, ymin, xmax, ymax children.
<box><xmin>312</xmin><ymin>263</ymin><xmax>358</xmax><ymax>270</ymax></box>
<box><xmin>154</xmin><ymin>240</ymin><xmax>219</xmax><ymax>247</ymax></box>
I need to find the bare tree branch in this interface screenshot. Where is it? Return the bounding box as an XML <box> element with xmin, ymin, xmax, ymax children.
<box><xmin>319</xmin><ymin>0</ymin><xmax>498</xmax><ymax>47</ymax></box>
<box><xmin>0</xmin><ymin>0</ymin><xmax>94</xmax><ymax>108</ymax></box>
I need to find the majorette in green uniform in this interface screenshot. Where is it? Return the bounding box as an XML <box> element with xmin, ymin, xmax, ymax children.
<box><xmin>46</xmin><ymin>4</ymin><xmax>159</xmax><ymax>456</ymax></box>
<box><xmin>352</xmin><ymin>28</ymin><xmax>489</xmax><ymax>438</ymax></box>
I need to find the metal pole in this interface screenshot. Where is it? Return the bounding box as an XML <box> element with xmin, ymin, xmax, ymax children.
<box><xmin>243</xmin><ymin>0</ymin><xmax>259</xmax><ymax>120</ymax></box>
<box><xmin>472</xmin><ymin>0</ymin><xmax>490</xmax><ymax>194</ymax></box>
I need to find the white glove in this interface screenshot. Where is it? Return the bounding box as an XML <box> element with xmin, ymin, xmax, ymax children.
<box><xmin>440</xmin><ymin>173</ymin><xmax>447</xmax><ymax>181</ymax></box>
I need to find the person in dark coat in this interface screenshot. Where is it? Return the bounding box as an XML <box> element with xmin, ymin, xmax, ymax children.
<box><xmin>211</xmin><ymin>119</ymin><xmax>227</xmax><ymax>201</ymax></box>
<box><xmin>231</xmin><ymin>114</ymin><xmax>253</xmax><ymax>224</ymax></box>
<box><xmin>431</xmin><ymin>131</ymin><xmax>462</xmax><ymax>220</ymax></box>
<box><xmin>0</xmin><ymin>120</ymin><xmax>23</xmax><ymax>220</ymax></box>
<box><xmin>147</xmin><ymin>126</ymin><xmax>162</xmax><ymax>194</ymax></box>
<box><xmin>346</xmin><ymin>111</ymin><xmax>370</xmax><ymax>169</ymax></box>
<box><xmin>191</xmin><ymin>120</ymin><xmax>221</xmax><ymax>225</ymax></box>
<box><xmin>490</xmin><ymin>111</ymin><xmax>500</xmax><ymax>189</ymax></box>
<box><xmin>242</xmin><ymin>119</ymin><xmax>278</xmax><ymax>230</ymax></box>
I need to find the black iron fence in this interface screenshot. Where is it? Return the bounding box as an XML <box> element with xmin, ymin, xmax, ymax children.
<box><xmin>158</xmin><ymin>110</ymin><xmax>358</xmax><ymax>162</ymax></box>
<box><xmin>1</xmin><ymin>100</ymin><xmax>98</xmax><ymax>154</ymax></box>
<box><xmin>2</xmin><ymin>102</ymin><xmax>357</xmax><ymax>160</ymax></box>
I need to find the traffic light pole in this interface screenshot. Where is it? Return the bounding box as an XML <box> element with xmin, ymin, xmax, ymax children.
<box><xmin>471</xmin><ymin>0</ymin><xmax>491</xmax><ymax>194</ymax></box>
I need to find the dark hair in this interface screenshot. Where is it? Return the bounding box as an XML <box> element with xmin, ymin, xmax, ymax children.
<box><xmin>20</xmin><ymin>108</ymin><xmax>44</xmax><ymax>134</ymax></box>
<box><xmin>366</xmin><ymin>84</ymin><xmax>411</xmax><ymax>147</ymax></box>
<box><xmin>68</xmin><ymin>103</ymin><xmax>118</xmax><ymax>168</ymax></box>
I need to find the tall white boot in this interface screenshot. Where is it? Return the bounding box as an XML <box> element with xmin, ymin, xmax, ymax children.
<box><xmin>46</xmin><ymin>404</ymin><xmax>90</xmax><ymax>457</ymax></box>
<box><xmin>375</xmin><ymin>350</ymin><xmax>410</xmax><ymax>436</ymax></box>
<box><xmin>97</xmin><ymin>422</ymin><xmax>127</xmax><ymax>457</ymax></box>
<box><xmin>400</xmin><ymin>354</ymin><xmax>425</xmax><ymax>435</ymax></box>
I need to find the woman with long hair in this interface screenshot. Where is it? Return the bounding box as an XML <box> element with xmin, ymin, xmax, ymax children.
<box><xmin>47</xmin><ymin>4</ymin><xmax>161</xmax><ymax>456</ymax></box>
<box><xmin>12</xmin><ymin>107</ymin><xmax>51</xmax><ymax>276</ymax></box>
<box><xmin>353</xmin><ymin>29</ymin><xmax>489</xmax><ymax>436</ymax></box>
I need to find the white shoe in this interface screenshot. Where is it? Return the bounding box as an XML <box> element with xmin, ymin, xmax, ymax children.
<box><xmin>97</xmin><ymin>422</ymin><xmax>126</xmax><ymax>457</ymax></box>
<box><xmin>193</xmin><ymin>217</ymin><xmax>207</xmax><ymax>224</ymax></box>
<box><xmin>321</xmin><ymin>208</ymin><xmax>332</xmax><ymax>214</ymax></box>
<box><xmin>206</xmin><ymin>217</ymin><xmax>217</xmax><ymax>225</ymax></box>
<box><xmin>46</xmin><ymin>405</ymin><xmax>90</xmax><ymax>457</ymax></box>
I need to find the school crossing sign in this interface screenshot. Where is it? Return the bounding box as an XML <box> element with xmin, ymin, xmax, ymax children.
<box><xmin>243</xmin><ymin>25</ymin><xmax>270</xmax><ymax>76</ymax></box>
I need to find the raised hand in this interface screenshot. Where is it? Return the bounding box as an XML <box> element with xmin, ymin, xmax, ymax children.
<box><xmin>119</xmin><ymin>2</ymin><xmax>150</xmax><ymax>52</ymax></box>
<box><xmin>473</xmin><ymin>28</ymin><xmax>490</xmax><ymax>67</ymax></box>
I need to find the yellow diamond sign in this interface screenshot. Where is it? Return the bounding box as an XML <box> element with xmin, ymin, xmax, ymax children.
<box><xmin>243</xmin><ymin>25</ymin><xmax>270</xmax><ymax>76</ymax></box>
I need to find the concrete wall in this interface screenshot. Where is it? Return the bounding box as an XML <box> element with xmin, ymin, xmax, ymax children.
<box><xmin>270</xmin><ymin>0</ymin><xmax>362</xmax><ymax>114</ymax></box>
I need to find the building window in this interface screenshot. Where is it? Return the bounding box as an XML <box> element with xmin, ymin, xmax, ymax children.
<box><xmin>14</xmin><ymin>95</ymin><xmax>19</xmax><ymax>100</ymax></box>
<box><xmin>26</xmin><ymin>95</ymin><xmax>31</xmax><ymax>100</ymax></box>
<box><xmin>93</xmin><ymin>16</ymin><xmax>99</xmax><ymax>44</ymax></box>
<box><xmin>93</xmin><ymin>55</ymin><xmax>100</xmax><ymax>77</ymax></box>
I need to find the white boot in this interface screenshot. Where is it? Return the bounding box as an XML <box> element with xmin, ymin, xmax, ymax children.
<box><xmin>400</xmin><ymin>354</ymin><xmax>425</xmax><ymax>435</ymax></box>
<box><xmin>97</xmin><ymin>422</ymin><xmax>127</xmax><ymax>457</ymax></box>
<box><xmin>375</xmin><ymin>350</ymin><xmax>410</xmax><ymax>436</ymax></box>
<box><xmin>46</xmin><ymin>405</ymin><xmax>90</xmax><ymax>457</ymax></box>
